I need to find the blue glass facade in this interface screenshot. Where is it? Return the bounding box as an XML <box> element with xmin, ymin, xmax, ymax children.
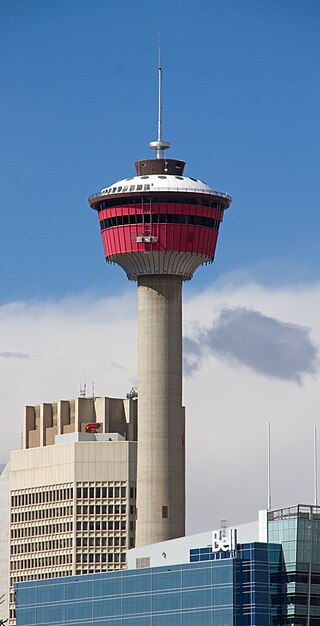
<box><xmin>15</xmin><ymin>542</ymin><xmax>282</xmax><ymax>626</ymax></box>
<box><xmin>268</xmin><ymin>505</ymin><xmax>320</xmax><ymax>625</ymax></box>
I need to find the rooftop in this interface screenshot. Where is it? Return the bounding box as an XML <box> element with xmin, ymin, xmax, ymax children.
<box><xmin>88</xmin><ymin>174</ymin><xmax>231</xmax><ymax>203</ymax></box>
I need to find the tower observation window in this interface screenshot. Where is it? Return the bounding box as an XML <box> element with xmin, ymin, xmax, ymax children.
<box><xmin>97</xmin><ymin>195</ymin><xmax>224</xmax><ymax>212</ymax></box>
<box><xmin>100</xmin><ymin>213</ymin><xmax>220</xmax><ymax>231</ymax></box>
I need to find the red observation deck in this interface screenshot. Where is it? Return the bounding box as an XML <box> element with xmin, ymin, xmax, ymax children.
<box><xmin>88</xmin><ymin>159</ymin><xmax>231</xmax><ymax>280</ymax></box>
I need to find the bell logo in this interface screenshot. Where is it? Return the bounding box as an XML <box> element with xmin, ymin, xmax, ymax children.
<box><xmin>212</xmin><ymin>528</ymin><xmax>237</xmax><ymax>553</ymax></box>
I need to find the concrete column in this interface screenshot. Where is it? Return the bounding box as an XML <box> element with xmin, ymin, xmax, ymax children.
<box><xmin>58</xmin><ymin>400</ymin><xmax>70</xmax><ymax>435</ymax></box>
<box><xmin>23</xmin><ymin>406</ymin><xmax>35</xmax><ymax>450</ymax></box>
<box><xmin>135</xmin><ymin>275</ymin><xmax>185</xmax><ymax>547</ymax></box>
<box><xmin>40</xmin><ymin>403</ymin><xmax>52</xmax><ymax>447</ymax></box>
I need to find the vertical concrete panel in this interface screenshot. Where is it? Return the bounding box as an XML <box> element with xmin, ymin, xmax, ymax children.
<box><xmin>40</xmin><ymin>404</ymin><xmax>52</xmax><ymax>447</ymax></box>
<box><xmin>58</xmin><ymin>400</ymin><xmax>70</xmax><ymax>435</ymax></box>
<box><xmin>135</xmin><ymin>275</ymin><xmax>185</xmax><ymax>547</ymax></box>
<box><xmin>23</xmin><ymin>406</ymin><xmax>35</xmax><ymax>450</ymax></box>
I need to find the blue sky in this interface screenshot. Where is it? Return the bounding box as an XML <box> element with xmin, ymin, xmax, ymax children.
<box><xmin>1</xmin><ymin>1</ymin><xmax>320</xmax><ymax>527</ymax></box>
<box><xmin>1</xmin><ymin>0</ymin><xmax>320</xmax><ymax>301</ymax></box>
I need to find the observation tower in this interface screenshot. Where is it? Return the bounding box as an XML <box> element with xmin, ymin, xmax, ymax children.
<box><xmin>88</xmin><ymin>63</ymin><xmax>231</xmax><ymax>547</ymax></box>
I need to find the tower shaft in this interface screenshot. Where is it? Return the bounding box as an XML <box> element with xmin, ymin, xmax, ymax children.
<box><xmin>136</xmin><ymin>275</ymin><xmax>185</xmax><ymax>546</ymax></box>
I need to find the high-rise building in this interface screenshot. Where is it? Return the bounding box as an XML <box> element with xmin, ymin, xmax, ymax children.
<box><xmin>0</xmin><ymin>463</ymin><xmax>10</xmax><ymax>620</ymax></box>
<box><xmin>8</xmin><ymin>395</ymin><xmax>137</xmax><ymax>625</ymax></box>
<box><xmin>88</xmin><ymin>64</ymin><xmax>231</xmax><ymax>547</ymax></box>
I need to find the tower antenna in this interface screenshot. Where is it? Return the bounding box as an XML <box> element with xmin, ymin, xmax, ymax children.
<box><xmin>149</xmin><ymin>36</ymin><xmax>170</xmax><ymax>159</ymax></box>
<box><xmin>267</xmin><ymin>421</ymin><xmax>272</xmax><ymax>511</ymax></box>
<box><xmin>314</xmin><ymin>425</ymin><xmax>318</xmax><ymax>506</ymax></box>
<box><xmin>158</xmin><ymin>36</ymin><xmax>162</xmax><ymax>143</ymax></box>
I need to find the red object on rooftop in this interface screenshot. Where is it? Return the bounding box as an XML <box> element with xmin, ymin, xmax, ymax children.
<box><xmin>85</xmin><ymin>423</ymin><xmax>101</xmax><ymax>434</ymax></box>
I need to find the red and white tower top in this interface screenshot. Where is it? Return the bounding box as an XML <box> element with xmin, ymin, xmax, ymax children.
<box><xmin>88</xmin><ymin>56</ymin><xmax>232</xmax><ymax>279</ymax></box>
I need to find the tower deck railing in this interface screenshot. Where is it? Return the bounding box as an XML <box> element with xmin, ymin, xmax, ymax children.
<box><xmin>88</xmin><ymin>188</ymin><xmax>232</xmax><ymax>202</ymax></box>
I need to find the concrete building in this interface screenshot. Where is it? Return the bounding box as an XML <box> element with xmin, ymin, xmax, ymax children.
<box><xmin>0</xmin><ymin>463</ymin><xmax>10</xmax><ymax>620</ymax></box>
<box><xmin>8</xmin><ymin>395</ymin><xmax>137</xmax><ymax>625</ymax></box>
<box><xmin>16</xmin><ymin>504</ymin><xmax>320</xmax><ymax>626</ymax></box>
<box><xmin>88</xmin><ymin>66</ymin><xmax>231</xmax><ymax>547</ymax></box>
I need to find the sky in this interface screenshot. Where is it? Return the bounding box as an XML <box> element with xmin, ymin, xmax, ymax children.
<box><xmin>0</xmin><ymin>0</ymin><xmax>320</xmax><ymax>533</ymax></box>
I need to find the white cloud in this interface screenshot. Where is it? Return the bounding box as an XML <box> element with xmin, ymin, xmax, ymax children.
<box><xmin>1</xmin><ymin>279</ymin><xmax>320</xmax><ymax>534</ymax></box>
<box><xmin>184</xmin><ymin>306</ymin><xmax>318</xmax><ymax>382</ymax></box>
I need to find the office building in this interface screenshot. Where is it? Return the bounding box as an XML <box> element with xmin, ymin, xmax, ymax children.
<box><xmin>0</xmin><ymin>463</ymin><xmax>10</xmax><ymax>620</ymax></box>
<box><xmin>15</xmin><ymin>504</ymin><xmax>320</xmax><ymax>625</ymax></box>
<box><xmin>8</xmin><ymin>395</ymin><xmax>137</xmax><ymax>625</ymax></box>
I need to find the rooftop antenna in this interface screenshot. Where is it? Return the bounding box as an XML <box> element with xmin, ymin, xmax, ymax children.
<box><xmin>80</xmin><ymin>369</ymin><xmax>87</xmax><ymax>397</ymax></box>
<box><xmin>149</xmin><ymin>35</ymin><xmax>170</xmax><ymax>159</ymax></box>
<box><xmin>91</xmin><ymin>381</ymin><xmax>96</xmax><ymax>402</ymax></box>
<box><xmin>267</xmin><ymin>421</ymin><xmax>272</xmax><ymax>511</ymax></box>
<box><xmin>314</xmin><ymin>425</ymin><xmax>318</xmax><ymax>506</ymax></box>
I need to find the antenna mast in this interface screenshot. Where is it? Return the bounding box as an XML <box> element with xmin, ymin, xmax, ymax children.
<box><xmin>267</xmin><ymin>421</ymin><xmax>272</xmax><ymax>511</ymax></box>
<box><xmin>149</xmin><ymin>37</ymin><xmax>170</xmax><ymax>159</ymax></box>
<box><xmin>314</xmin><ymin>425</ymin><xmax>318</xmax><ymax>506</ymax></box>
<box><xmin>158</xmin><ymin>44</ymin><xmax>162</xmax><ymax>143</ymax></box>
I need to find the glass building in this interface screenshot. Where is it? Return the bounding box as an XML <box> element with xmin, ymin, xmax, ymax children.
<box><xmin>268</xmin><ymin>504</ymin><xmax>320</xmax><ymax>625</ymax></box>
<box><xmin>15</xmin><ymin>542</ymin><xmax>282</xmax><ymax>626</ymax></box>
<box><xmin>15</xmin><ymin>504</ymin><xmax>320</xmax><ymax>626</ymax></box>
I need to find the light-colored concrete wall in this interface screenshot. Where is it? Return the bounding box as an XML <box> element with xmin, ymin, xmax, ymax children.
<box><xmin>23</xmin><ymin>406</ymin><xmax>35</xmax><ymax>449</ymax></box>
<box><xmin>10</xmin><ymin>440</ymin><xmax>137</xmax><ymax>488</ymax></box>
<box><xmin>58</xmin><ymin>400</ymin><xmax>70</xmax><ymax>435</ymax></box>
<box><xmin>28</xmin><ymin>429</ymin><xmax>40</xmax><ymax>448</ymax></box>
<box><xmin>0</xmin><ymin>463</ymin><xmax>10</xmax><ymax>623</ymax></box>
<box><xmin>41</xmin><ymin>403</ymin><xmax>52</xmax><ymax>446</ymax></box>
<box><xmin>136</xmin><ymin>275</ymin><xmax>185</xmax><ymax>547</ymax></box>
<box><xmin>22</xmin><ymin>397</ymin><xmax>137</xmax><ymax>449</ymax></box>
<box><xmin>128</xmin><ymin>520</ymin><xmax>259</xmax><ymax>569</ymax></box>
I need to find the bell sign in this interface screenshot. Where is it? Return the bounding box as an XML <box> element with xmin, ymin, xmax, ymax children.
<box><xmin>212</xmin><ymin>528</ymin><xmax>237</xmax><ymax>553</ymax></box>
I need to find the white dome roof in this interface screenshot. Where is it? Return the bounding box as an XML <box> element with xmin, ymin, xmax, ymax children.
<box><xmin>97</xmin><ymin>174</ymin><xmax>230</xmax><ymax>199</ymax></box>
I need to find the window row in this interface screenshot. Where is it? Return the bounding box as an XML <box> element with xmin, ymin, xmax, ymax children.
<box><xmin>75</xmin><ymin>566</ymin><xmax>125</xmax><ymax>575</ymax></box>
<box><xmin>102</xmin><ymin>176</ymin><xmax>208</xmax><ymax>196</ymax></box>
<box><xmin>76</xmin><ymin>535</ymin><xmax>126</xmax><ymax>548</ymax></box>
<box><xmin>11</xmin><ymin>538</ymin><xmax>72</xmax><ymax>554</ymax></box>
<box><xmin>11</xmin><ymin>553</ymin><xmax>72</xmax><ymax>570</ymax></box>
<box><xmin>11</xmin><ymin>570</ymin><xmax>73</xmax><ymax>584</ymax></box>
<box><xmin>11</xmin><ymin>487</ymin><xmax>73</xmax><ymax>507</ymax></box>
<box><xmin>76</xmin><ymin>520</ymin><xmax>127</xmax><ymax>531</ymax></box>
<box><xmin>76</xmin><ymin>552</ymin><xmax>126</xmax><ymax>564</ymax></box>
<box><xmin>11</xmin><ymin>522</ymin><xmax>72</xmax><ymax>538</ymax></box>
<box><xmin>97</xmin><ymin>195</ymin><xmax>224</xmax><ymax>212</ymax></box>
<box><xmin>100</xmin><ymin>213</ymin><xmax>221</xmax><ymax>231</ymax></box>
<box><xmin>76</xmin><ymin>485</ymin><xmax>127</xmax><ymax>499</ymax></box>
<box><xmin>76</xmin><ymin>504</ymin><xmax>126</xmax><ymax>515</ymax></box>
<box><xmin>11</xmin><ymin>506</ymin><xmax>72</xmax><ymax>523</ymax></box>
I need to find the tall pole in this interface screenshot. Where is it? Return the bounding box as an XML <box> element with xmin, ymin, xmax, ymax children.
<box><xmin>267</xmin><ymin>421</ymin><xmax>271</xmax><ymax>511</ymax></box>
<box><xmin>157</xmin><ymin>42</ymin><xmax>162</xmax><ymax>145</ymax></box>
<box><xmin>314</xmin><ymin>425</ymin><xmax>318</xmax><ymax>506</ymax></box>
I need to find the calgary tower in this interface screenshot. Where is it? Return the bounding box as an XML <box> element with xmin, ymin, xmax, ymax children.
<box><xmin>88</xmin><ymin>61</ymin><xmax>231</xmax><ymax>547</ymax></box>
